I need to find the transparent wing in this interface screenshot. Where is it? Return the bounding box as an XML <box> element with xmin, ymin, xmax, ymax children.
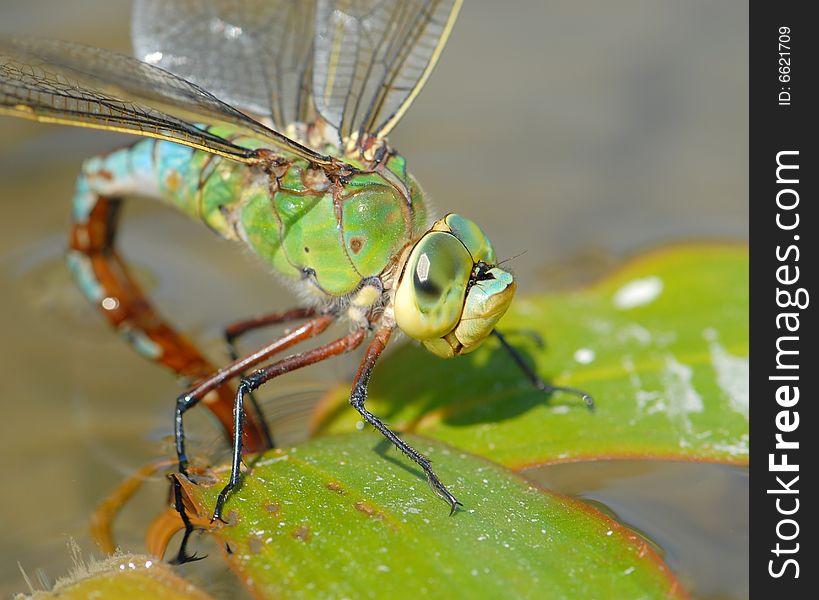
<box><xmin>313</xmin><ymin>0</ymin><xmax>461</xmax><ymax>145</ymax></box>
<box><xmin>0</xmin><ymin>36</ymin><xmax>333</xmax><ymax>165</ymax></box>
<box><xmin>132</xmin><ymin>0</ymin><xmax>317</xmax><ymax>132</ymax></box>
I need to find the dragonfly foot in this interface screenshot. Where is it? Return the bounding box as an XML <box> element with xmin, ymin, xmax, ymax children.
<box><xmin>538</xmin><ymin>382</ymin><xmax>595</xmax><ymax>412</ymax></box>
<box><xmin>211</xmin><ymin>484</ymin><xmax>234</xmax><ymax>524</ymax></box>
<box><xmin>426</xmin><ymin>472</ymin><xmax>462</xmax><ymax>515</ymax></box>
<box><xmin>170</xmin><ymin>476</ymin><xmax>206</xmax><ymax>564</ymax></box>
<box><xmin>493</xmin><ymin>329</ymin><xmax>595</xmax><ymax>411</ymax></box>
<box><xmin>169</xmin><ymin>549</ymin><xmax>207</xmax><ymax>565</ymax></box>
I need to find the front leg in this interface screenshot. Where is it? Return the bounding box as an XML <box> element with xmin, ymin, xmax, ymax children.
<box><xmin>168</xmin><ymin>476</ymin><xmax>206</xmax><ymax>565</ymax></box>
<box><xmin>350</xmin><ymin>327</ymin><xmax>462</xmax><ymax>515</ymax></box>
<box><xmin>224</xmin><ymin>307</ymin><xmax>318</xmax><ymax>361</ymax></box>
<box><xmin>492</xmin><ymin>329</ymin><xmax>595</xmax><ymax>411</ymax></box>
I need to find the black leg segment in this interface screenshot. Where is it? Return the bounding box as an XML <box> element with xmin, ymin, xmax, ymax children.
<box><xmin>211</xmin><ymin>327</ymin><xmax>368</xmax><ymax>522</ymax></box>
<box><xmin>349</xmin><ymin>327</ymin><xmax>462</xmax><ymax>515</ymax></box>
<box><xmin>492</xmin><ymin>329</ymin><xmax>595</xmax><ymax>411</ymax></box>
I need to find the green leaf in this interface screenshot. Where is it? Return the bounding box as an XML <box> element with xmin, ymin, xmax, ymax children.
<box><xmin>178</xmin><ymin>434</ymin><xmax>685</xmax><ymax>599</ymax></box>
<box><xmin>312</xmin><ymin>244</ymin><xmax>748</xmax><ymax>468</ymax></box>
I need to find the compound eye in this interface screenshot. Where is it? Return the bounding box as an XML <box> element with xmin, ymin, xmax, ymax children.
<box><xmin>394</xmin><ymin>232</ymin><xmax>472</xmax><ymax>340</ymax></box>
<box><xmin>442</xmin><ymin>214</ymin><xmax>496</xmax><ymax>264</ymax></box>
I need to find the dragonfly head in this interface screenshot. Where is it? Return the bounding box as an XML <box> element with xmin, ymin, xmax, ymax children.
<box><xmin>393</xmin><ymin>214</ymin><xmax>516</xmax><ymax>358</ymax></box>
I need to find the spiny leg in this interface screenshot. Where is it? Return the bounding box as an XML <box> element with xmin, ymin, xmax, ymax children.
<box><xmin>68</xmin><ymin>185</ymin><xmax>270</xmax><ymax>451</ymax></box>
<box><xmin>350</xmin><ymin>327</ymin><xmax>461</xmax><ymax>515</ymax></box>
<box><xmin>212</xmin><ymin>327</ymin><xmax>368</xmax><ymax>522</ymax></box>
<box><xmin>223</xmin><ymin>307</ymin><xmax>319</xmax><ymax>448</ymax></box>
<box><xmin>492</xmin><ymin>329</ymin><xmax>595</xmax><ymax>411</ymax></box>
<box><xmin>176</xmin><ymin>314</ymin><xmax>335</xmax><ymax>476</ymax></box>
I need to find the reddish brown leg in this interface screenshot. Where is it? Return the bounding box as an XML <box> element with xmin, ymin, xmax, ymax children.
<box><xmin>223</xmin><ymin>307</ymin><xmax>320</xmax><ymax>442</ymax></box>
<box><xmin>175</xmin><ymin>314</ymin><xmax>336</xmax><ymax>475</ymax></box>
<box><xmin>224</xmin><ymin>307</ymin><xmax>318</xmax><ymax>360</ymax></box>
<box><xmin>222</xmin><ymin>307</ymin><xmax>320</xmax><ymax>448</ymax></box>
<box><xmin>212</xmin><ymin>326</ymin><xmax>368</xmax><ymax>521</ymax></box>
<box><xmin>68</xmin><ymin>195</ymin><xmax>267</xmax><ymax>451</ymax></box>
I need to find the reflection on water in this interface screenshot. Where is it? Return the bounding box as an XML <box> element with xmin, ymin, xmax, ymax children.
<box><xmin>0</xmin><ymin>0</ymin><xmax>747</xmax><ymax>598</ymax></box>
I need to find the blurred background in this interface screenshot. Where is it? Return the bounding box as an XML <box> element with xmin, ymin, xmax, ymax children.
<box><xmin>0</xmin><ymin>1</ymin><xmax>747</xmax><ymax>598</ymax></box>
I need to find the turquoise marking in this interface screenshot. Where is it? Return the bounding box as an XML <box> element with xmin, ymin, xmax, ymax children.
<box><xmin>83</xmin><ymin>155</ymin><xmax>104</xmax><ymax>175</ymax></box>
<box><xmin>101</xmin><ymin>147</ymin><xmax>131</xmax><ymax>181</ymax></box>
<box><xmin>155</xmin><ymin>142</ymin><xmax>195</xmax><ymax>195</ymax></box>
<box><xmin>481</xmin><ymin>269</ymin><xmax>514</xmax><ymax>293</ymax></box>
<box><xmin>65</xmin><ymin>250</ymin><xmax>104</xmax><ymax>302</ymax></box>
<box><xmin>128</xmin><ymin>139</ymin><xmax>155</xmax><ymax>180</ymax></box>
<box><xmin>71</xmin><ymin>176</ymin><xmax>96</xmax><ymax>223</ymax></box>
<box><xmin>120</xmin><ymin>326</ymin><xmax>163</xmax><ymax>360</ymax></box>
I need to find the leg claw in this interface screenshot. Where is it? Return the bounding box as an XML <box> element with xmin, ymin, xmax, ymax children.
<box><xmin>427</xmin><ymin>474</ymin><xmax>462</xmax><ymax>515</ymax></box>
<box><xmin>210</xmin><ymin>513</ymin><xmax>229</xmax><ymax>525</ymax></box>
<box><xmin>169</xmin><ymin>551</ymin><xmax>207</xmax><ymax>565</ymax></box>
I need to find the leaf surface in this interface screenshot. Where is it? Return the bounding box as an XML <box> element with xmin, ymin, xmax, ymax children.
<box><xmin>313</xmin><ymin>244</ymin><xmax>749</xmax><ymax>468</ymax></box>
<box><xmin>178</xmin><ymin>434</ymin><xmax>686</xmax><ymax>599</ymax></box>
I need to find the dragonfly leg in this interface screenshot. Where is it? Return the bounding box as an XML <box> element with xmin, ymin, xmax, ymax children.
<box><xmin>168</xmin><ymin>476</ymin><xmax>206</xmax><ymax>565</ymax></box>
<box><xmin>349</xmin><ymin>327</ymin><xmax>462</xmax><ymax>515</ymax></box>
<box><xmin>491</xmin><ymin>329</ymin><xmax>595</xmax><ymax>411</ymax></box>
<box><xmin>212</xmin><ymin>327</ymin><xmax>368</xmax><ymax>522</ymax></box>
<box><xmin>68</xmin><ymin>161</ymin><xmax>270</xmax><ymax>451</ymax></box>
<box><xmin>175</xmin><ymin>314</ymin><xmax>335</xmax><ymax>475</ymax></box>
<box><xmin>224</xmin><ymin>307</ymin><xmax>319</xmax><ymax>361</ymax></box>
<box><xmin>222</xmin><ymin>307</ymin><xmax>320</xmax><ymax>449</ymax></box>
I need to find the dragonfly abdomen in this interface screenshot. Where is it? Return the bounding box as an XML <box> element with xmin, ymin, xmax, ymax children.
<box><xmin>71</xmin><ymin>139</ymin><xmax>251</xmax><ymax>241</ymax></box>
<box><xmin>66</xmin><ymin>138</ymin><xmax>272</xmax><ymax>451</ymax></box>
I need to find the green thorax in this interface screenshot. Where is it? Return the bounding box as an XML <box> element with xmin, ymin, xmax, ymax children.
<box><xmin>156</xmin><ymin>134</ymin><xmax>428</xmax><ymax>299</ymax></box>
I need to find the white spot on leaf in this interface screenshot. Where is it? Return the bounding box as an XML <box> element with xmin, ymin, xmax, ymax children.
<box><xmin>613</xmin><ymin>276</ymin><xmax>663</xmax><ymax>309</ymax></box>
<box><xmin>662</xmin><ymin>354</ymin><xmax>704</xmax><ymax>431</ymax></box>
<box><xmin>705</xmin><ymin>329</ymin><xmax>749</xmax><ymax>419</ymax></box>
<box><xmin>573</xmin><ymin>348</ymin><xmax>596</xmax><ymax>364</ymax></box>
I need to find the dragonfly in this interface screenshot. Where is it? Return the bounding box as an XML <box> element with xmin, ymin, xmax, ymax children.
<box><xmin>1</xmin><ymin>0</ymin><xmax>593</xmax><ymax>538</ymax></box>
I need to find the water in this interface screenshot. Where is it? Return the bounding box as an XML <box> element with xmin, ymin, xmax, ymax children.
<box><xmin>0</xmin><ymin>1</ymin><xmax>747</xmax><ymax>598</ymax></box>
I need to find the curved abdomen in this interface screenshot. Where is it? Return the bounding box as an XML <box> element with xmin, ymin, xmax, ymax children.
<box><xmin>68</xmin><ymin>138</ymin><xmax>270</xmax><ymax>451</ymax></box>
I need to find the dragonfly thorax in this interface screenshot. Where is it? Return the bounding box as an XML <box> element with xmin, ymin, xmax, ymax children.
<box><xmin>238</xmin><ymin>147</ymin><xmax>428</xmax><ymax>304</ymax></box>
